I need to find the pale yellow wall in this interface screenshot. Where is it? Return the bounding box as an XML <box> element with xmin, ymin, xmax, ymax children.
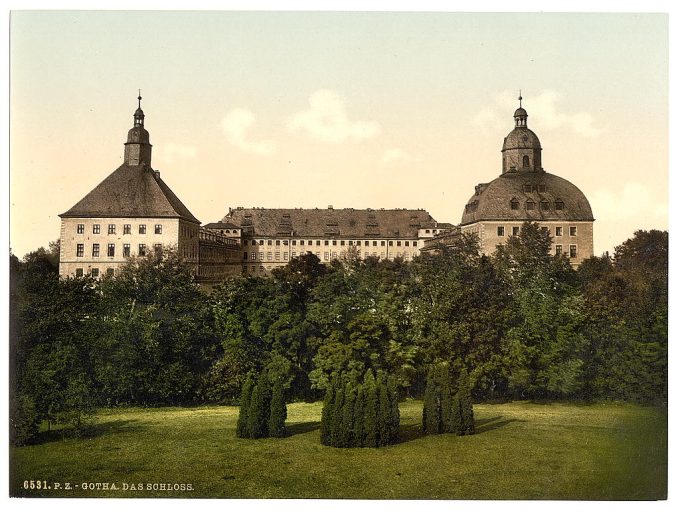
<box><xmin>59</xmin><ymin>217</ymin><xmax>195</xmax><ymax>278</ymax></box>
<box><xmin>462</xmin><ymin>221</ymin><xmax>594</xmax><ymax>266</ymax></box>
<box><xmin>239</xmin><ymin>236</ymin><xmax>427</xmax><ymax>276</ymax></box>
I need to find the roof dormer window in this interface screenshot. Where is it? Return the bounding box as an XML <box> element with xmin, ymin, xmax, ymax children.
<box><xmin>523</xmin><ymin>184</ymin><xmax>533</xmax><ymax>193</ymax></box>
<box><xmin>510</xmin><ymin>198</ymin><xmax>520</xmax><ymax>210</ymax></box>
<box><xmin>526</xmin><ymin>200</ymin><xmax>536</xmax><ymax>210</ymax></box>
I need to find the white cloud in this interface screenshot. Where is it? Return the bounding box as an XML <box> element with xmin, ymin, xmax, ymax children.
<box><xmin>473</xmin><ymin>90</ymin><xmax>602</xmax><ymax>137</ymax></box>
<box><xmin>287</xmin><ymin>89</ymin><xmax>382</xmax><ymax>143</ymax></box>
<box><xmin>592</xmin><ymin>182</ymin><xmax>668</xmax><ymax>221</ymax></box>
<box><xmin>382</xmin><ymin>148</ymin><xmax>419</xmax><ymax>167</ymax></box>
<box><xmin>155</xmin><ymin>143</ymin><xmax>197</xmax><ymax>164</ymax></box>
<box><xmin>220</xmin><ymin>109</ymin><xmax>277</xmax><ymax>155</ymax></box>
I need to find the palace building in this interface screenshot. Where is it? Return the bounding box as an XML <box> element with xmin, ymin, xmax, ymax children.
<box><xmin>424</xmin><ymin>96</ymin><xmax>594</xmax><ymax>266</ymax></box>
<box><xmin>58</xmin><ymin>94</ymin><xmax>593</xmax><ymax>281</ymax></box>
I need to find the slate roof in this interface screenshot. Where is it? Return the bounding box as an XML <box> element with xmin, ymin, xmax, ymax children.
<box><xmin>220</xmin><ymin>208</ymin><xmax>438</xmax><ymax>238</ymax></box>
<box><xmin>460</xmin><ymin>170</ymin><xmax>594</xmax><ymax>225</ymax></box>
<box><xmin>60</xmin><ymin>164</ymin><xmax>200</xmax><ymax>224</ymax></box>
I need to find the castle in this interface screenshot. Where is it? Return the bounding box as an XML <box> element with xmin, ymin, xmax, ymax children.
<box><xmin>58</xmin><ymin>95</ymin><xmax>594</xmax><ymax>281</ymax></box>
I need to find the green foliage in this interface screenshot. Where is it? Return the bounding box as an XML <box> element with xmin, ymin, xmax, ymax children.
<box><xmin>10</xmin><ymin>393</ymin><xmax>39</xmax><ymax>446</ymax></box>
<box><xmin>423</xmin><ymin>362</ymin><xmax>474</xmax><ymax>436</ymax></box>
<box><xmin>320</xmin><ymin>371</ymin><xmax>400</xmax><ymax>448</ymax></box>
<box><xmin>245</xmin><ymin>374</ymin><xmax>272</xmax><ymax>439</ymax></box>
<box><xmin>236</xmin><ymin>375</ymin><xmax>254</xmax><ymax>438</ymax></box>
<box><xmin>269</xmin><ymin>380</ymin><xmax>287</xmax><ymax>438</ymax></box>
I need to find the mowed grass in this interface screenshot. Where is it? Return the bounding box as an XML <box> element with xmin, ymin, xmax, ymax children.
<box><xmin>10</xmin><ymin>400</ymin><xmax>666</xmax><ymax>499</ymax></box>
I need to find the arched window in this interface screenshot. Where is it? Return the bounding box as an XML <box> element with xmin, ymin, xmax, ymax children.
<box><xmin>523</xmin><ymin>155</ymin><xmax>530</xmax><ymax>168</ymax></box>
<box><xmin>510</xmin><ymin>198</ymin><xmax>520</xmax><ymax>210</ymax></box>
<box><xmin>526</xmin><ymin>200</ymin><xmax>536</xmax><ymax>211</ymax></box>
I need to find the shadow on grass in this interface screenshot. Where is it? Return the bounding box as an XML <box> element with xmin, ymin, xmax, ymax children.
<box><xmin>398</xmin><ymin>423</ymin><xmax>427</xmax><ymax>444</ymax></box>
<box><xmin>475</xmin><ymin>416</ymin><xmax>526</xmax><ymax>434</ymax></box>
<box><xmin>285</xmin><ymin>421</ymin><xmax>321</xmax><ymax>437</ymax></box>
<box><xmin>32</xmin><ymin>419</ymin><xmax>139</xmax><ymax>445</ymax></box>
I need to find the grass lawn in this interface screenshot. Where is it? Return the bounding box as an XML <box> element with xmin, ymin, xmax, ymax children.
<box><xmin>10</xmin><ymin>400</ymin><xmax>666</xmax><ymax>499</ymax></box>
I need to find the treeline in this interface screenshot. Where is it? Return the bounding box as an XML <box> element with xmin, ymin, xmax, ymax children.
<box><xmin>9</xmin><ymin>225</ymin><xmax>667</xmax><ymax>444</ymax></box>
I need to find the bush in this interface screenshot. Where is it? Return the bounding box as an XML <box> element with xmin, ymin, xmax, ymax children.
<box><xmin>320</xmin><ymin>371</ymin><xmax>400</xmax><ymax>448</ymax></box>
<box><xmin>236</xmin><ymin>373</ymin><xmax>287</xmax><ymax>439</ymax></box>
<box><xmin>10</xmin><ymin>393</ymin><xmax>39</xmax><ymax>446</ymax></box>
<box><xmin>268</xmin><ymin>380</ymin><xmax>287</xmax><ymax>438</ymax></box>
<box><xmin>423</xmin><ymin>362</ymin><xmax>475</xmax><ymax>436</ymax></box>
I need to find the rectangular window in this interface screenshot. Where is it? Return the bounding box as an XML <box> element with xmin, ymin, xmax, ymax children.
<box><xmin>284</xmin><ymin>252</ymin><xmax>289</xmax><ymax>260</ymax></box>
<box><xmin>331</xmin><ymin>252</ymin><xmax>337</xmax><ymax>259</ymax></box>
<box><xmin>107</xmin><ymin>243</ymin><xmax>115</xmax><ymax>257</ymax></box>
<box><xmin>77</xmin><ymin>224</ymin><xmax>84</xmax><ymax>234</ymax></box>
<box><xmin>92</xmin><ymin>243</ymin><xmax>100</xmax><ymax>257</ymax></box>
<box><xmin>340</xmin><ymin>240</ymin><xmax>345</xmax><ymax>246</ymax></box>
<box><xmin>292</xmin><ymin>240</ymin><xmax>297</xmax><ymax>246</ymax></box>
<box><xmin>556</xmin><ymin>226</ymin><xmax>563</xmax><ymax>236</ymax></box>
<box><xmin>555</xmin><ymin>245</ymin><xmax>563</xmax><ymax>255</ymax></box>
<box><xmin>138</xmin><ymin>244</ymin><xmax>146</xmax><ymax>256</ymax></box>
<box><xmin>267</xmin><ymin>240</ymin><xmax>273</xmax><ymax>246</ymax></box>
<box><xmin>397</xmin><ymin>241</ymin><xmax>402</xmax><ymax>246</ymax></box>
<box><xmin>123</xmin><ymin>244</ymin><xmax>130</xmax><ymax>257</ymax></box>
<box><xmin>108</xmin><ymin>224</ymin><xmax>116</xmax><ymax>235</ymax></box>
<box><xmin>523</xmin><ymin>184</ymin><xmax>533</xmax><ymax>193</ymax></box>
<box><xmin>365</xmin><ymin>252</ymin><xmax>369</xmax><ymax>258</ymax></box>
<box><xmin>275</xmin><ymin>252</ymin><xmax>280</xmax><ymax>260</ymax></box>
<box><xmin>123</xmin><ymin>224</ymin><xmax>131</xmax><ymax>235</ymax></box>
<box><xmin>155</xmin><ymin>224</ymin><xmax>162</xmax><ymax>235</ymax></box>
<box><xmin>75</xmin><ymin>268</ymin><xmax>84</xmax><ymax>277</ymax></box>
<box><xmin>570</xmin><ymin>226</ymin><xmax>577</xmax><ymax>236</ymax></box>
<box><xmin>251</xmin><ymin>252</ymin><xmax>256</xmax><ymax>260</ymax></box>
<box><xmin>497</xmin><ymin>226</ymin><xmax>505</xmax><ymax>236</ymax></box>
<box><xmin>259</xmin><ymin>252</ymin><xmax>264</xmax><ymax>260</ymax></box>
<box><xmin>389</xmin><ymin>241</ymin><xmax>393</xmax><ymax>246</ymax></box>
<box><xmin>405</xmin><ymin>241</ymin><xmax>410</xmax><ymax>247</ymax></box>
<box><xmin>364</xmin><ymin>241</ymin><xmax>370</xmax><ymax>246</ymax></box>
<box><xmin>315</xmin><ymin>252</ymin><xmax>320</xmax><ymax>258</ymax></box>
<box><xmin>154</xmin><ymin>244</ymin><xmax>162</xmax><ymax>257</ymax></box>
<box><xmin>316</xmin><ymin>240</ymin><xmax>321</xmax><ymax>246</ymax></box>
<box><xmin>324</xmin><ymin>240</ymin><xmax>329</xmax><ymax>246</ymax></box>
<box><xmin>76</xmin><ymin>243</ymin><xmax>84</xmax><ymax>257</ymax></box>
<box><xmin>259</xmin><ymin>240</ymin><xmax>264</xmax><ymax>245</ymax></box>
<box><xmin>93</xmin><ymin>224</ymin><xmax>100</xmax><ymax>234</ymax></box>
<box><xmin>276</xmin><ymin>240</ymin><xmax>281</xmax><ymax>246</ymax></box>
<box><xmin>91</xmin><ymin>268</ymin><xmax>99</xmax><ymax>278</ymax></box>
<box><xmin>412</xmin><ymin>241</ymin><xmax>417</xmax><ymax>247</ymax></box>
<box><xmin>512</xmin><ymin>226</ymin><xmax>520</xmax><ymax>236</ymax></box>
<box><xmin>139</xmin><ymin>224</ymin><xmax>146</xmax><ymax>235</ymax></box>
<box><xmin>570</xmin><ymin>245</ymin><xmax>577</xmax><ymax>258</ymax></box>
<box><xmin>243</xmin><ymin>252</ymin><xmax>248</xmax><ymax>260</ymax></box>
<box><xmin>267</xmin><ymin>252</ymin><xmax>272</xmax><ymax>261</ymax></box>
<box><xmin>106</xmin><ymin>268</ymin><xmax>115</xmax><ymax>277</ymax></box>
<box><xmin>324</xmin><ymin>252</ymin><xmax>329</xmax><ymax>261</ymax></box>
<box><xmin>292</xmin><ymin>251</ymin><xmax>296</xmax><ymax>258</ymax></box>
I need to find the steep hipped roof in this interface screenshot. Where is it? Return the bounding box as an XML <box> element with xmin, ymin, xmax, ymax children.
<box><xmin>60</xmin><ymin>164</ymin><xmax>200</xmax><ymax>224</ymax></box>
<box><xmin>221</xmin><ymin>208</ymin><xmax>438</xmax><ymax>238</ymax></box>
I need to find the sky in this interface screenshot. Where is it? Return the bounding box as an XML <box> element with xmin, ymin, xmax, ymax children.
<box><xmin>8</xmin><ymin>10</ymin><xmax>669</xmax><ymax>258</ymax></box>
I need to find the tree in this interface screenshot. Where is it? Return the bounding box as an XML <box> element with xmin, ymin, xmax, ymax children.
<box><xmin>457</xmin><ymin>368</ymin><xmax>475</xmax><ymax>435</ymax></box>
<box><xmin>362</xmin><ymin>371</ymin><xmax>379</xmax><ymax>448</ymax></box>
<box><xmin>236</xmin><ymin>375</ymin><xmax>255</xmax><ymax>438</ymax></box>
<box><xmin>246</xmin><ymin>374</ymin><xmax>272</xmax><ymax>439</ymax></box>
<box><xmin>268</xmin><ymin>379</ymin><xmax>287</xmax><ymax>438</ymax></box>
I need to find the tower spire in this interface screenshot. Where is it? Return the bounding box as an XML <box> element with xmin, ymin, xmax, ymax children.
<box><xmin>138</xmin><ymin>89</ymin><xmax>142</xmax><ymax>109</ymax></box>
<box><xmin>518</xmin><ymin>90</ymin><xmax>522</xmax><ymax>108</ymax></box>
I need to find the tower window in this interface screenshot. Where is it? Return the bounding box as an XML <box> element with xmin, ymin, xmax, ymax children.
<box><xmin>510</xmin><ymin>198</ymin><xmax>520</xmax><ymax>210</ymax></box>
<box><xmin>523</xmin><ymin>155</ymin><xmax>530</xmax><ymax>168</ymax></box>
<box><xmin>526</xmin><ymin>200</ymin><xmax>536</xmax><ymax>210</ymax></box>
<box><xmin>540</xmin><ymin>200</ymin><xmax>550</xmax><ymax>211</ymax></box>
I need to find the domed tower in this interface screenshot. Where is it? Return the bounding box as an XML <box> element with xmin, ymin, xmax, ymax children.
<box><xmin>124</xmin><ymin>93</ymin><xmax>152</xmax><ymax>166</ymax></box>
<box><xmin>459</xmin><ymin>94</ymin><xmax>594</xmax><ymax>266</ymax></box>
<box><xmin>501</xmin><ymin>94</ymin><xmax>542</xmax><ymax>174</ymax></box>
